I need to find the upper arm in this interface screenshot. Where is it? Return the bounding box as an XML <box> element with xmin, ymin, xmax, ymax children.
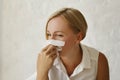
<box><xmin>96</xmin><ymin>52</ymin><xmax>109</xmax><ymax>80</ymax></box>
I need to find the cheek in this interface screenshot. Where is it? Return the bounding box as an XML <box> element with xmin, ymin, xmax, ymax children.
<box><xmin>63</xmin><ymin>35</ymin><xmax>77</xmax><ymax>49</ymax></box>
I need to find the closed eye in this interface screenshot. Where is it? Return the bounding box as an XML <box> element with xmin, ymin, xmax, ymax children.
<box><xmin>46</xmin><ymin>33</ymin><xmax>51</xmax><ymax>36</ymax></box>
<box><xmin>58</xmin><ymin>35</ymin><xmax>63</xmax><ymax>37</ymax></box>
<box><xmin>56</xmin><ymin>34</ymin><xmax>64</xmax><ymax>37</ymax></box>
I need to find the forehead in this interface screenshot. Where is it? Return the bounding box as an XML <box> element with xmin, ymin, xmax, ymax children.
<box><xmin>47</xmin><ymin>16</ymin><xmax>73</xmax><ymax>33</ymax></box>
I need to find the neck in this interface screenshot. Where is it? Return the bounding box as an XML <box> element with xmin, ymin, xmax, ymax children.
<box><xmin>60</xmin><ymin>44</ymin><xmax>83</xmax><ymax>66</ymax></box>
<box><xmin>59</xmin><ymin>44</ymin><xmax>83</xmax><ymax>76</ymax></box>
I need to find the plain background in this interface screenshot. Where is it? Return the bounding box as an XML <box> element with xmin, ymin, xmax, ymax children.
<box><xmin>1</xmin><ymin>0</ymin><xmax>120</xmax><ymax>80</ymax></box>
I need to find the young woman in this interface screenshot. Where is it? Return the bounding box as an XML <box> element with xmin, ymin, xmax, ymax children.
<box><xmin>37</xmin><ymin>8</ymin><xmax>109</xmax><ymax>80</ymax></box>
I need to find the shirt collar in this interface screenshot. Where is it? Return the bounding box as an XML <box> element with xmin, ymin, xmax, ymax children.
<box><xmin>70</xmin><ymin>44</ymin><xmax>91</xmax><ymax>76</ymax></box>
<box><xmin>53</xmin><ymin>56</ymin><xmax>67</xmax><ymax>73</ymax></box>
<box><xmin>53</xmin><ymin>44</ymin><xmax>91</xmax><ymax>73</ymax></box>
<box><xmin>80</xmin><ymin>44</ymin><xmax>91</xmax><ymax>69</ymax></box>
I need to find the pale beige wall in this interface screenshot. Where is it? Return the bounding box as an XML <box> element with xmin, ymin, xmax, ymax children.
<box><xmin>1</xmin><ymin>0</ymin><xmax>120</xmax><ymax>80</ymax></box>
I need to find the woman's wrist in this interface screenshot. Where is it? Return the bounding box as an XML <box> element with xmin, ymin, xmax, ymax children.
<box><xmin>37</xmin><ymin>71</ymin><xmax>49</xmax><ymax>80</ymax></box>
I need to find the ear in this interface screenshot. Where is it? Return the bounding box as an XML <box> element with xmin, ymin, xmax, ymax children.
<box><xmin>75</xmin><ymin>32</ymin><xmax>83</xmax><ymax>44</ymax></box>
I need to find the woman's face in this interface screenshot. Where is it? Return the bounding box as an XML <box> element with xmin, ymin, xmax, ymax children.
<box><xmin>47</xmin><ymin>16</ymin><xmax>80</xmax><ymax>52</ymax></box>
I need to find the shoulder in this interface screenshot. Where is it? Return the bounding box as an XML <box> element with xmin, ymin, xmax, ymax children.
<box><xmin>98</xmin><ymin>52</ymin><xmax>109</xmax><ymax>70</ymax></box>
<box><xmin>81</xmin><ymin>44</ymin><xmax>109</xmax><ymax>79</ymax></box>
<box><xmin>98</xmin><ymin>52</ymin><xmax>108</xmax><ymax>64</ymax></box>
<box><xmin>97</xmin><ymin>52</ymin><xmax>109</xmax><ymax>80</ymax></box>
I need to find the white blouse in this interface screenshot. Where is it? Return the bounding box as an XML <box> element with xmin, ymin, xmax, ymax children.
<box><xmin>26</xmin><ymin>44</ymin><xmax>99</xmax><ymax>80</ymax></box>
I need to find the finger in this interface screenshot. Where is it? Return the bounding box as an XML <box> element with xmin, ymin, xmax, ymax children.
<box><xmin>51</xmin><ymin>53</ymin><xmax>57</xmax><ymax>60</ymax></box>
<box><xmin>46</xmin><ymin>45</ymin><xmax>56</xmax><ymax>53</ymax></box>
<box><xmin>49</xmin><ymin>52</ymin><xmax>57</xmax><ymax>60</ymax></box>
<box><xmin>48</xmin><ymin>50</ymin><xmax>57</xmax><ymax>57</ymax></box>
<box><xmin>41</xmin><ymin>44</ymin><xmax>51</xmax><ymax>51</ymax></box>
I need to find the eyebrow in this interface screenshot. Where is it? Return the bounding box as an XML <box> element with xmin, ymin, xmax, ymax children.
<box><xmin>47</xmin><ymin>31</ymin><xmax>66</xmax><ymax>34</ymax></box>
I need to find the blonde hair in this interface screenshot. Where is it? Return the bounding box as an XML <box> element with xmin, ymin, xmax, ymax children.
<box><xmin>45</xmin><ymin>8</ymin><xmax>88</xmax><ymax>39</ymax></box>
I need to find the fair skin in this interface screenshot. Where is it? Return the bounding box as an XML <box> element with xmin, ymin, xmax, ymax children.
<box><xmin>37</xmin><ymin>16</ymin><xmax>109</xmax><ymax>80</ymax></box>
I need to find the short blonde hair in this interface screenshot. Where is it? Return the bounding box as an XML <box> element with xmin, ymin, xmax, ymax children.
<box><xmin>45</xmin><ymin>8</ymin><xmax>88</xmax><ymax>39</ymax></box>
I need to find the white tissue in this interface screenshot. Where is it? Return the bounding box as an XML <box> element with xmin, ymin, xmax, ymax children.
<box><xmin>46</xmin><ymin>39</ymin><xmax>65</xmax><ymax>46</ymax></box>
<box><xmin>45</xmin><ymin>39</ymin><xmax>65</xmax><ymax>51</ymax></box>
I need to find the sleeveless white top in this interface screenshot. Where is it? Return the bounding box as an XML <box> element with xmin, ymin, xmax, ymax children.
<box><xmin>26</xmin><ymin>44</ymin><xmax>99</xmax><ymax>80</ymax></box>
